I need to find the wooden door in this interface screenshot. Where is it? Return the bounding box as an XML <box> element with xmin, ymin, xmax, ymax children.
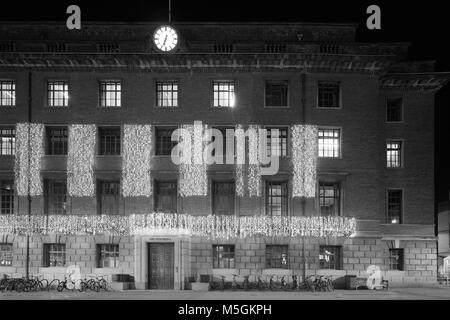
<box><xmin>148</xmin><ymin>243</ymin><xmax>174</xmax><ymax>289</ymax></box>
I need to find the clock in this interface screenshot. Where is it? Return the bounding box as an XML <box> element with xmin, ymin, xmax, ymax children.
<box><xmin>153</xmin><ymin>25</ymin><xmax>178</xmax><ymax>52</ymax></box>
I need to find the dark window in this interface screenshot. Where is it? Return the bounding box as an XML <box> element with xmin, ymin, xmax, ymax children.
<box><xmin>319</xmin><ymin>246</ymin><xmax>341</xmax><ymax>270</ymax></box>
<box><xmin>97</xmin><ymin>181</ymin><xmax>120</xmax><ymax>215</ymax></box>
<box><xmin>46</xmin><ymin>42</ymin><xmax>66</xmax><ymax>53</ymax></box>
<box><xmin>265</xmin><ymin>43</ymin><xmax>286</xmax><ymax>53</ymax></box>
<box><xmin>213</xmin><ymin>245</ymin><xmax>235</xmax><ymax>268</ymax></box>
<box><xmin>0</xmin><ymin>42</ymin><xmax>15</xmax><ymax>52</ymax></box>
<box><xmin>319</xmin><ymin>44</ymin><xmax>341</xmax><ymax>54</ymax></box>
<box><xmin>266</xmin><ymin>127</ymin><xmax>288</xmax><ymax>157</ymax></box>
<box><xmin>45</xmin><ymin>180</ymin><xmax>67</xmax><ymax>215</ymax></box>
<box><xmin>98</xmin><ymin>43</ymin><xmax>120</xmax><ymax>53</ymax></box>
<box><xmin>99</xmin><ymin>127</ymin><xmax>121</xmax><ymax>155</ymax></box>
<box><xmin>389</xmin><ymin>248</ymin><xmax>404</xmax><ymax>271</ymax></box>
<box><xmin>154</xmin><ymin>181</ymin><xmax>177</xmax><ymax>213</ymax></box>
<box><xmin>265</xmin><ymin>80</ymin><xmax>288</xmax><ymax>107</ymax></box>
<box><xmin>1</xmin><ymin>180</ymin><xmax>14</xmax><ymax>215</ymax></box>
<box><xmin>387</xmin><ymin>140</ymin><xmax>403</xmax><ymax>168</ymax></box>
<box><xmin>0</xmin><ymin>127</ymin><xmax>15</xmax><ymax>155</ymax></box>
<box><xmin>265</xmin><ymin>245</ymin><xmax>288</xmax><ymax>269</ymax></box>
<box><xmin>47</xmin><ymin>81</ymin><xmax>69</xmax><ymax>107</ymax></box>
<box><xmin>97</xmin><ymin>244</ymin><xmax>119</xmax><ymax>268</ymax></box>
<box><xmin>387</xmin><ymin>189</ymin><xmax>403</xmax><ymax>224</ymax></box>
<box><xmin>386</xmin><ymin>97</ymin><xmax>403</xmax><ymax>122</ymax></box>
<box><xmin>99</xmin><ymin>81</ymin><xmax>121</xmax><ymax>107</ymax></box>
<box><xmin>265</xmin><ymin>181</ymin><xmax>288</xmax><ymax>216</ymax></box>
<box><xmin>43</xmin><ymin>244</ymin><xmax>66</xmax><ymax>267</ymax></box>
<box><xmin>318</xmin><ymin>81</ymin><xmax>340</xmax><ymax>108</ymax></box>
<box><xmin>46</xmin><ymin>127</ymin><xmax>68</xmax><ymax>155</ymax></box>
<box><xmin>156</xmin><ymin>81</ymin><xmax>178</xmax><ymax>107</ymax></box>
<box><xmin>213</xmin><ymin>43</ymin><xmax>234</xmax><ymax>53</ymax></box>
<box><xmin>213</xmin><ymin>81</ymin><xmax>235</xmax><ymax>108</ymax></box>
<box><xmin>155</xmin><ymin>127</ymin><xmax>177</xmax><ymax>156</ymax></box>
<box><xmin>210</xmin><ymin>127</ymin><xmax>235</xmax><ymax>160</ymax></box>
<box><xmin>0</xmin><ymin>243</ymin><xmax>13</xmax><ymax>266</ymax></box>
<box><xmin>212</xmin><ymin>181</ymin><xmax>235</xmax><ymax>215</ymax></box>
<box><xmin>318</xmin><ymin>128</ymin><xmax>340</xmax><ymax>158</ymax></box>
<box><xmin>319</xmin><ymin>182</ymin><xmax>341</xmax><ymax>216</ymax></box>
<box><xmin>0</xmin><ymin>80</ymin><xmax>16</xmax><ymax>106</ymax></box>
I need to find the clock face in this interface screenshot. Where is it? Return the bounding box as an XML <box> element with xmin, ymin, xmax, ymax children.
<box><xmin>153</xmin><ymin>26</ymin><xmax>178</xmax><ymax>52</ymax></box>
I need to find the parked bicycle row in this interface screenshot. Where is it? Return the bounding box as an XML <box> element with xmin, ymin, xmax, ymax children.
<box><xmin>0</xmin><ymin>274</ymin><xmax>113</xmax><ymax>293</ymax></box>
<box><xmin>208</xmin><ymin>274</ymin><xmax>334</xmax><ymax>292</ymax></box>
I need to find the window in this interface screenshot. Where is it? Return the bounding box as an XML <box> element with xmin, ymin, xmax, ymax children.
<box><xmin>213</xmin><ymin>81</ymin><xmax>235</xmax><ymax>108</ymax></box>
<box><xmin>319</xmin><ymin>182</ymin><xmax>341</xmax><ymax>216</ymax></box>
<box><xmin>210</xmin><ymin>127</ymin><xmax>235</xmax><ymax>159</ymax></box>
<box><xmin>213</xmin><ymin>43</ymin><xmax>234</xmax><ymax>53</ymax></box>
<box><xmin>155</xmin><ymin>127</ymin><xmax>177</xmax><ymax>156</ymax></box>
<box><xmin>386</xmin><ymin>97</ymin><xmax>403</xmax><ymax>122</ymax></box>
<box><xmin>0</xmin><ymin>244</ymin><xmax>13</xmax><ymax>266</ymax></box>
<box><xmin>318</xmin><ymin>128</ymin><xmax>341</xmax><ymax>158</ymax></box>
<box><xmin>98</xmin><ymin>43</ymin><xmax>120</xmax><ymax>53</ymax></box>
<box><xmin>387</xmin><ymin>140</ymin><xmax>403</xmax><ymax>168</ymax></box>
<box><xmin>99</xmin><ymin>127</ymin><xmax>121</xmax><ymax>155</ymax></box>
<box><xmin>0</xmin><ymin>42</ymin><xmax>15</xmax><ymax>52</ymax></box>
<box><xmin>97</xmin><ymin>244</ymin><xmax>119</xmax><ymax>268</ymax></box>
<box><xmin>47</xmin><ymin>81</ymin><xmax>69</xmax><ymax>107</ymax></box>
<box><xmin>318</xmin><ymin>81</ymin><xmax>340</xmax><ymax>108</ymax></box>
<box><xmin>319</xmin><ymin>246</ymin><xmax>341</xmax><ymax>270</ymax></box>
<box><xmin>387</xmin><ymin>189</ymin><xmax>403</xmax><ymax>224</ymax></box>
<box><xmin>265</xmin><ymin>80</ymin><xmax>288</xmax><ymax>107</ymax></box>
<box><xmin>99</xmin><ymin>81</ymin><xmax>121</xmax><ymax>107</ymax></box>
<box><xmin>1</xmin><ymin>180</ymin><xmax>14</xmax><ymax>215</ymax></box>
<box><xmin>0</xmin><ymin>127</ymin><xmax>15</xmax><ymax>156</ymax></box>
<box><xmin>212</xmin><ymin>181</ymin><xmax>235</xmax><ymax>215</ymax></box>
<box><xmin>156</xmin><ymin>81</ymin><xmax>178</xmax><ymax>107</ymax></box>
<box><xmin>44</xmin><ymin>180</ymin><xmax>67</xmax><ymax>215</ymax></box>
<box><xmin>46</xmin><ymin>127</ymin><xmax>68</xmax><ymax>155</ymax></box>
<box><xmin>43</xmin><ymin>244</ymin><xmax>66</xmax><ymax>267</ymax></box>
<box><xmin>154</xmin><ymin>181</ymin><xmax>177</xmax><ymax>213</ymax></box>
<box><xmin>97</xmin><ymin>181</ymin><xmax>120</xmax><ymax>215</ymax></box>
<box><xmin>265</xmin><ymin>44</ymin><xmax>286</xmax><ymax>53</ymax></box>
<box><xmin>265</xmin><ymin>245</ymin><xmax>288</xmax><ymax>269</ymax></box>
<box><xmin>265</xmin><ymin>181</ymin><xmax>288</xmax><ymax>216</ymax></box>
<box><xmin>266</xmin><ymin>127</ymin><xmax>288</xmax><ymax>157</ymax></box>
<box><xmin>319</xmin><ymin>44</ymin><xmax>341</xmax><ymax>54</ymax></box>
<box><xmin>46</xmin><ymin>42</ymin><xmax>66</xmax><ymax>53</ymax></box>
<box><xmin>213</xmin><ymin>245</ymin><xmax>235</xmax><ymax>268</ymax></box>
<box><xmin>388</xmin><ymin>248</ymin><xmax>404</xmax><ymax>271</ymax></box>
<box><xmin>0</xmin><ymin>80</ymin><xmax>16</xmax><ymax>106</ymax></box>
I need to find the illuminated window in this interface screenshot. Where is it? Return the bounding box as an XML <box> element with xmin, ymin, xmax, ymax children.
<box><xmin>97</xmin><ymin>244</ymin><xmax>119</xmax><ymax>268</ymax></box>
<box><xmin>265</xmin><ymin>181</ymin><xmax>288</xmax><ymax>216</ymax></box>
<box><xmin>99</xmin><ymin>127</ymin><xmax>121</xmax><ymax>155</ymax></box>
<box><xmin>319</xmin><ymin>182</ymin><xmax>341</xmax><ymax>216</ymax></box>
<box><xmin>156</xmin><ymin>81</ymin><xmax>178</xmax><ymax>107</ymax></box>
<box><xmin>46</xmin><ymin>127</ymin><xmax>68</xmax><ymax>155</ymax></box>
<box><xmin>318</xmin><ymin>128</ymin><xmax>340</xmax><ymax>157</ymax></box>
<box><xmin>387</xmin><ymin>140</ymin><xmax>402</xmax><ymax>168</ymax></box>
<box><xmin>213</xmin><ymin>81</ymin><xmax>235</xmax><ymax>108</ymax></box>
<box><xmin>266</xmin><ymin>127</ymin><xmax>288</xmax><ymax>157</ymax></box>
<box><xmin>389</xmin><ymin>248</ymin><xmax>404</xmax><ymax>271</ymax></box>
<box><xmin>47</xmin><ymin>81</ymin><xmax>69</xmax><ymax>107</ymax></box>
<box><xmin>265</xmin><ymin>80</ymin><xmax>288</xmax><ymax>107</ymax></box>
<box><xmin>213</xmin><ymin>245</ymin><xmax>235</xmax><ymax>269</ymax></box>
<box><xmin>0</xmin><ymin>127</ymin><xmax>15</xmax><ymax>156</ymax></box>
<box><xmin>0</xmin><ymin>244</ymin><xmax>13</xmax><ymax>266</ymax></box>
<box><xmin>386</xmin><ymin>97</ymin><xmax>403</xmax><ymax>122</ymax></box>
<box><xmin>266</xmin><ymin>245</ymin><xmax>288</xmax><ymax>269</ymax></box>
<box><xmin>155</xmin><ymin>127</ymin><xmax>177</xmax><ymax>156</ymax></box>
<box><xmin>387</xmin><ymin>189</ymin><xmax>403</xmax><ymax>224</ymax></box>
<box><xmin>318</xmin><ymin>81</ymin><xmax>340</xmax><ymax>108</ymax></box>
<box><xmin>43</xmin><ymin>244</ymin><xmax>66</xmax><ymax>267</ymax></box>
<box><xmin>1</xmin><ymin>180</ymin><xmax>14</xmax><ymax>215</ymax></box>
<box><xmin>154</xmin><ymin>180</ymin><xmax>177</xmax><ymax>213</ymax></box>
<box><xmin>319</xmin><ymin>246</ymin><xmax>341</xmax><ymax>270</ymax></box>
<box><xmin>0</xmin><ymin>80</ymin><xmax>16</xmax><ymax>106</ymax></box>
<box><xmin>45</xmin><ymin>180</ymin><xmax>67</xmax><ymax>215</ymax></box>
<box><xmin>99</xmin><ymin>81</ymin><xmax>121</xmax><ymax>107</ymax></box>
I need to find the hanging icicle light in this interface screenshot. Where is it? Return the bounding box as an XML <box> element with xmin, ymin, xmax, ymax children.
<box><xmin>248</xmin><ymin>125</ymin><xmax>261</xmax><ymax>197</ymax></box>
<box><xmin>14</xmin><ymin>123</ymin><xmax>44</xmax><ymax>196</ymax></box>
<box><xmin>67</xmin><ymin>124</ymin><xmax>97</xmax><ymax>197</ymax></box>
<box><xmin>235</xmin><ymin>124</ymin><xmax>245</xmax><ymax>197</ymax></box>
<box><xmin>122</xmin><ymin>124</ymin><xmax>153</xmax><ymax>197</ymax></box>
<box><xmin>291</xmin><ymin>124</ymin><xmax>318</xmax><ymax>198</ymax></box>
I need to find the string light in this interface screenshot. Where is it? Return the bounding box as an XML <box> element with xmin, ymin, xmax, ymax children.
<box><xmin>248</xmin><ymin>125</ymin><xmax>261</xmax><ymax>197</ymax></box>
<box><xmin>0</xmin><ymin>213</ymin><xmax>356</xmax><ymax>239</ymax></box>
<box><xmin>235</xmin><ymin>124</ymin><xmax>245</xmax><ymax>197</ymax></box>
<box><xmin>292</xmin><ymin>125</ymin><xmax>318</xmax><ymax>198</ymax></box>
<box><xmin>122</xmin><ymin>125</ymin><xmax>153</xmax><ymax>197</ymax></box>
<box><xmin>14</xmin><ymin>123</ymin><xmax>44</xmax><ymax>196</ymax></box>
<box><xmin>67</xmin><ymin>124</ymin><xmax>96</xmax><ymax>197</ymax></box>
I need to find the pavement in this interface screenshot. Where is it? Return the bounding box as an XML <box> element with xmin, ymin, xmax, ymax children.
<box><xmin>1</xmin><ymin>286</ymin><xmax>450</xmax><ymax>300</ymax></box>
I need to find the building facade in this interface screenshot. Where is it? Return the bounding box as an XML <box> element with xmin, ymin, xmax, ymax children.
<box><xmin>0</xmin><ymin>22</ymin><xmax>448</xmax><ymax>289</ymax></box>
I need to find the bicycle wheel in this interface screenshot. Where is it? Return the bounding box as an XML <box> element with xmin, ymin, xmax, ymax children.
<box><xmin>56</xmin><ymin>281</ymin><xmax>65</xmax><ymax>292</ymax></box>
<box><xmin>39</xmin><ymin>279</ymin><xmax>49</xmax><ymax>291</ymax></box>
<box><xmin>48</xmin><ymin>279</ymin><xmax>60</xmax><ymax>291</ymax></box>
<box><xmin>77</xmin><ymin>281</ymin><xmax>86</xmax><ymax>292</ymax></box>
<box><xmin>15</xmin><ymin>281</ymin><xmax>25</xmax><ymax>293</ymax></box>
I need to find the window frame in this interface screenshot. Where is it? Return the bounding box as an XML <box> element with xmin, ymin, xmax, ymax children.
<box><xmin>265</xmin><ymin>245</ymin><xmax>289</xmax><ymax>269</ymax></box>
<box><xmin>0</xmin><ymin>79</ymin><xmax>16</xmax><ymax>107</ymax></box>
<box><xmin>44</xmin><ymin>179</ymin><xmax>67</xmax><ymax>215</ymax></box>
<box><xmin>43</xmin><ymin>243</ymin><xmax>66</xmax><ymax>268</ymax></box>
<box><xmin>388</xmin><ymin>248</ymin><xmax>404</xmax><ymax>271</ymax></box>
<box><xmin>264</xmin><ymin>126</ymin><xmax>290</xmax><ymax>158</ymax></box>
<box><xmin>154</xmin><ymin>126</ymin><xmax>178</xmax><ymax>156</ymax></box>
<box><xmin>211</xmin><ymin>180</ymin><xmax>236</xmax><ymax>216</ymax></box>
<box><xmin>265</xmin><ymin>180</ymin><xmax>289</xmax><ymax>217</ymax></box>
<box><xmin>46</xmin><ymin>80</ymin><xmax>69</xmax><ymax>107</ymax></box>
<box><xmin>211</xmin><ymin>80</ymin><xmax>236</xmax><ymax>108</ymax></box>
<box><xmin>97</xmin><ymin>180</ymin><xmax>121</xmax><ymax>215</ymax></box>
<box><xmin>98</xmin><ymin>126</ymin><xmax>122</xmax><ymax>156</ymax></box>
<box><xmin>153</xmin><ymin>179</ymin><xmax>178</xmax><ymax>213</ymax></box>
<box><xmin>155</xmin><ymin>80</ymin><xmax>179</xmax><ymax>108</ymax></box>
<box><xmin>318</xmin><ymin>127</ymin><xmax>342</xmax><ymax>158</ymax></box>
<box><xmin>385</xmin><ymin>96</ymin><xmax>404</xmax><ymax>123</ymax></box>
<box><xmin>212</xmin><ymin>245</ymin><xmax>235</xmax><ymax>269</ymax></box>
<box><xmin>0</xmin><ymin>243</ymin><xmax>13</xmax><ymax>267</ymax></box>
<box><xmin>45</xmin><ymin>126</ymin><xmax>68</xmax><ymax>156</ymax></box>
<box><xmin>264</xmin><ymin>80</ymin><xmax>289</xmax><ymax>108</ymax></box>
<box><xmin>96</xmin><ymin>244</ymin><xmax>120</xmax><ymax>268</ymax></box>
<box><xmin>0</xmin><ymin>180</ymin><xmax>15</xmax><ymax>215</ymax></box>
<box><xmin>98</xmin><ymin>80</ymin><xmax>122</xmax><ymax>108</ymax></box>
<box><xmin>386</xmin><ymin>139</ymin><xmax>404</xmax><ymax>168</ymax></box>
<box><xmin>318</xmin><ymin>181</ymin><xmax>342</xmax><ymax>217</ymax></box>
<box><xmin>386</xmin><ymin>188</ymin><xmax>404</xmax><ymax>224</ymax></box>
<box><xmin>0</xmin><ymin>126</ymin><xmax>16</xmax><ymax>156</ymax></box>
<box><xmin>319</xmin><ymin>245</ymin><xmax>342</xmax><ymax>270</ymax></box>
<box><xmin>317</xmin><ymin>81</ymin><xmax>342</xmax><ymax>109</ymax></box>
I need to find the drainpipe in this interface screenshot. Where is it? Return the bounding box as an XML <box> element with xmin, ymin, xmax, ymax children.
<box><xmin>25</xmin><ymin>70</ymin><xmax>32</xmax><ymax>279</ymax></box>
<box><xmin>301</xmin><ymin>72</ymin><xmax>307</xmax><ymax>281</ymax></box>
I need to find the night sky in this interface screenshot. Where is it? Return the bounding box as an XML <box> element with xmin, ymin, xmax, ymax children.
<box><xmin>1</xmin><ymin>0</ymin><xmax>449</xmax><ymax>202</ymax></box>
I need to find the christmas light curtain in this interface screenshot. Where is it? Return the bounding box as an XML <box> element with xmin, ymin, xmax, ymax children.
<box><xmin>122</xmin><ymin>124</ymin><xmax>153</xmax><ymax>197</ymax></box>
<box><xmin>14</xmin><ymin>123</ymin><xmax>44</xmax><ymax>196</ymax></box>
<box><xmin>67</xmin><ymin>124</ymin><xmax>97</xmax><ymax>197</ymax></box>
<box><xmin>247</xmin><ymin>125</ymin><xmax>262</xmax><ymax>197</ymax></box>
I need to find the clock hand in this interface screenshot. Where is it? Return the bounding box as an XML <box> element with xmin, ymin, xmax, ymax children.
<box><xmin>163</xmin><ymin>35</ymin><xmax>168</xmax><ymax>46</ymax></box>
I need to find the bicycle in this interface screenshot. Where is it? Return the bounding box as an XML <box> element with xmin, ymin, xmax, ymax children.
<box><xmin>298</xmin><ymin>275</ymin><xmax>316</xmax><ymax>292</ymax></box>
<box><xmin>57</xmin><ymin>275</ymin><xmax>80</xmax><ymax>292</ymax></box>
<box><xmin>243</xmin><ymin>275</ymin><xmax>250</xmax><ymax>291</ymax></box>
<box><xmin>231</xmin><ymin>274</ymin><xmax>240</xmax><ymax>291</ymax></box>
<box><xmin>257</xmin><ymin>275</ymin><xmax>269</xmax><ymax>291</ymax></box>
